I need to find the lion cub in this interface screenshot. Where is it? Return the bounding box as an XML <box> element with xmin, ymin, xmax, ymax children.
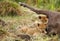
<box><xmin>16</xmin><ymin>14</ymin><xmax>48</xmax><ymax>36</ymax></box>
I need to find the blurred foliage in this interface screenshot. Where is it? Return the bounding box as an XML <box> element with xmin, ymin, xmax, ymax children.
<box><xmin>0</xmin><ymin>0</ymin><xmax>60</xmax><ymax>16</ymax></box>
<box><xmin>12</xmin><ymin>0</ymin><xmax>60</xmax><ymax>10</ymax></box>
<box><xmin>0</xmin><ymin>0</ymin><xmax>23</xmax><ymax>16</ymax></box>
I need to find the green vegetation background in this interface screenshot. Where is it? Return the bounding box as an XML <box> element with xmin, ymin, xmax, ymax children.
<box><xmin>1</xmin><ymin>0</ymin><xmax>60</xmax><ymax>10</ymax></box>
<box><xmin>0</xmin><ymin>0</ymin><xmax>60</xmax><ymax>16</ymax></box>
<box><xmin>7</xmin><ymin>0</ymin><xmax>60</xmax><ymax>10</ymax></box>
<box><xmin>0</xmin><ymin>0</ymin><xmax>60</xmax><ymax>41</ymax></box>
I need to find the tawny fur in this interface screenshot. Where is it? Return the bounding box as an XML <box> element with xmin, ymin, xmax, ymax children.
<box><xmin>16</xmin><ymin>15</ymin><xmax>48</xmax><ymax>36</ymax></box>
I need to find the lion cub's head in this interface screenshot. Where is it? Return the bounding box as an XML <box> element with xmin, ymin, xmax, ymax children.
<box><xmin>38</xmin><ymin>14</ymin><xmax>48</xmax><ymax>24</ymax></box>
<box><xmin>36</xmin><ymin>14</ymin><xmax>48</xmax><ymax>33</ymax></box>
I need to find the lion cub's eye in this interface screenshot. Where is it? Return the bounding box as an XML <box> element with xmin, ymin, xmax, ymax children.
<box><xmin>37</xmin><ymin>23</ymin><xmax>40</xmax><ymax>26</ymax></box>
<box><xmin>39</xmin><ymin>16</ymin><xmax>41</xmax><ymax>19</ymax></box>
